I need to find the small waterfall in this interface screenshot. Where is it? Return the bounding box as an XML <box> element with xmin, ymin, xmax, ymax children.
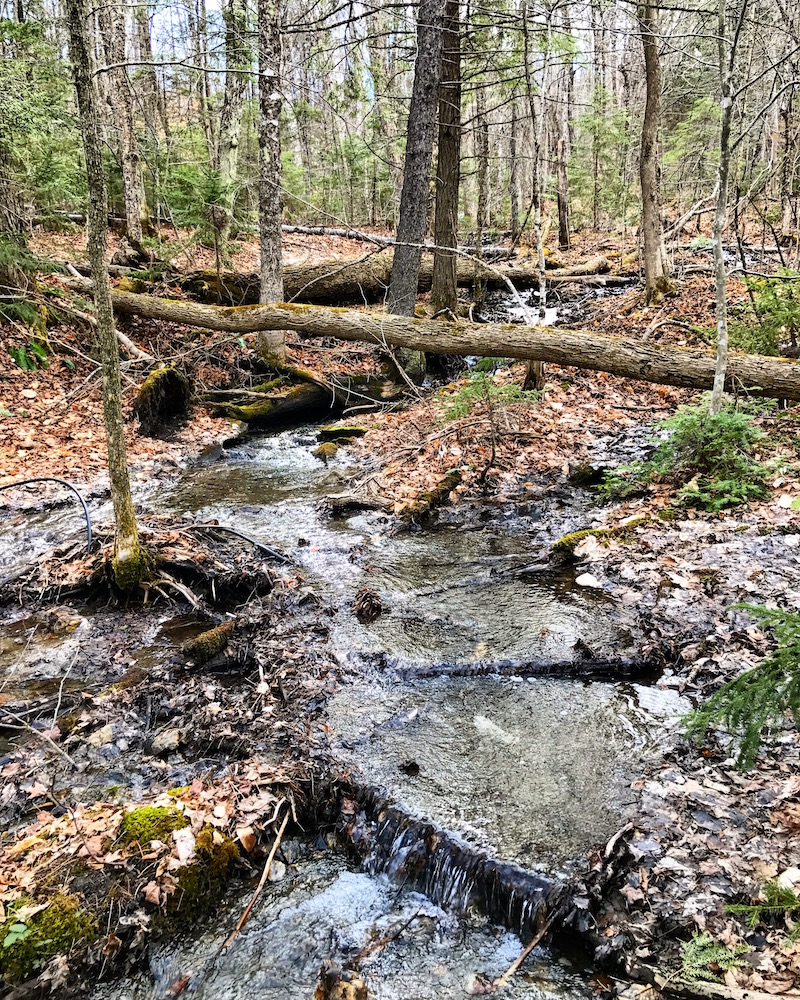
<box><xmin>343</xmin><ymin>786</ymin><xmax>570</xmax><ymax>938</ymax></box>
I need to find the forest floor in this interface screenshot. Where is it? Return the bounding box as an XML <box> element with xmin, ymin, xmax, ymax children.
<box><xmin>0</xmin><ymin>230</ymin><xmax>799</xmax><ymax>997</ymax></box>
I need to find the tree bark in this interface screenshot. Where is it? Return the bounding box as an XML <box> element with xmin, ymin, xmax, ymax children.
<box><xmin>638</xmin><ymin>0</ymin><xmax>671</xmax><ymax>304</ymax></box>
<box><xmin>709</xmin><ymin>0</ymin><xmax>737</xmax><ymax>415</ymax></box>
<box><xmin>216</xmin><ymin>0</ymin><xmax>250</xmax><ymax>245</ymax></box>
<box><xmin>474</xmin><ymin>89</ymin><xmax>490</xmax><ymax>307</ymax></box>
<box><xmin>387</xmin><ymin>0</ymin><xmax>446</xmax><ymax>379</ymax></box>
<box><xmin>97</xmin><ymin>1</ymin><xmax>150</xmax><ymax>246</ymax></box>
<box><xmin>103</xmin><ymin>290</ymin><xmax>800</xmax><ymax>402</ymax></box>
<box><xmin>257</xmin><ymin>0</ymin><xmax>286</xmax><ymax>362</ymax></box>
<box><xmin>430</xmin><ymin>0</ymin><xmax>462</xmax><ymax>314</ymax></box>
<box><xmin>65</xmin><ymin>0</ymin><xmax>145</xmax><ymax>591</ymax></box>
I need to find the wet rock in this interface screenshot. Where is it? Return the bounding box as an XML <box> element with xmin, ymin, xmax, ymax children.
<box><xmin>313</xmin><ymin>442</ymin><xmax>339</xmax><ymax>464</ymax></box>
<box><xmin>149</xmin><ymin>729</ymin><xmax>185</xmax><ymax>756</ymax></box>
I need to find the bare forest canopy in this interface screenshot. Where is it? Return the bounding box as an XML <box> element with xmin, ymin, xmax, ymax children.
<box><xmin>1</xmin><ymin>0</ymin><xmax>799</xmax><ymax>247</ymax></box>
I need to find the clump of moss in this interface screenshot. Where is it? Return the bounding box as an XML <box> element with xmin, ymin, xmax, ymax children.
<box><xmin>318</xmin><ymin>424</ymin><xmax>368</xmax><ymax>442</ymax></box>
<box><xmin>111</xmin><ymin>545</ymin><xmax>153</xmax><ymax>594</ymax></box>
<box><xmin>167</xmin><ymin>826</ymin><xmax>238</xmax><ymax>923</ymax></box>
<box><xmin>118</xmin><ymin>805</ymin><xmax>188</xmax><ymax>846</ymax></box>
<box><xmin>312</xmin><ymin>442</ymin><xmax>338</xmax><ymax>463</ymax></box>
<box><xmin>0</xmin><ymin>895</ymin><xmax>98</xmax><ymax>983</ymax></box>
<box><xmin>552</xmin><ymin>516</ymin><xmax>649</xmax><ymax>556</ymax></box>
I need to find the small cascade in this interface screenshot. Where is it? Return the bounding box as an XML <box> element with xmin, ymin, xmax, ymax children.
<box><xmin>345</xmin><ymin>787</ymin><xmax>570</xmax><ymax>939</ymax></box>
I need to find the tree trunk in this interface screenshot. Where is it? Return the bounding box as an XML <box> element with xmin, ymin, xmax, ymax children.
<box><xmin>430</xmin><ymin>0</ymin><xmax>462</xmax><ymax>314</ymax></box>
<box><xmin>97</xmin><ymin>1</ymin><xmax>150</xmax><ymax>246</ymax></box>
<box><xmin>474</xmin><ymin>90</ymin><xmax>490</xmax><ymax>307</ymax></box>
<box><xmin>709</xmin><ymin>0</ymin><xmax>737</xmax><ymax>415</ymax></box>
<box><xmin>65</xmin><ymin>0</ymin><xmax>145</xmax><ymax>591</ymax></box>
<box><xmin>387</xmin><ymin>0</ymin><xmax>446</xmax><ymax>379</ymax></box>
<box><xmin>257</xmin><ymin>0</ymin><xmax>286</xmax><ymax>363</ymax></box>
<box><xmin>638</xmin><ymin>0</ymin><xmax>671</xmax><ymax>304</ymax></box>
<box><xmin>509</xmin><ymin>101</ymin><xmax>521</xmax><ymax>244</ymax></box>
<box><xmin>104</xmin><ymin>290</ymin><xmax>800</xmax><ymax>402</ymax></box>
<box><xmin>216</xmin><ymin>0</ymin><xmax>250</xmax><ymax>245</ymax></box>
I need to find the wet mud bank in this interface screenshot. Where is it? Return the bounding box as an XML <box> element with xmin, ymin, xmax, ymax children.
<box><xmin>2</xmin><ymin>415</ymin><xmax>799</xmax><ymax>996</ymax></box>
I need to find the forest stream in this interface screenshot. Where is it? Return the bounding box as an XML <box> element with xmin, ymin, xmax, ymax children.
<box><xmin>0</xmin><ymin>416</ymin><xmax>690</xmax><ymax>998</ymax></box>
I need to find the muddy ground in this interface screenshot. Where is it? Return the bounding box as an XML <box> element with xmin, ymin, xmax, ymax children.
<box><xmin>0</xmin><ymin>232</ymin><xmax>799</xmax><ymax>998</ymax></box>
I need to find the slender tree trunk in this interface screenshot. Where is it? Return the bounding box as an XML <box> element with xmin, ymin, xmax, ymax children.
<box><xmin>710</xmin><ymin>0</ymin><xmax>738</xmax><ymax>415</ymax></box>
<box><xmin>257</xmin><ymin>0</ymin><xmax>286</xmax><ymax>362</ymax></box>
<box><xmin>97</xmin><ymin>2</ymin><xmax>150</xmax><ymax>246</ymax></box>
<box><xmin>387</xmin><ymin>0</ymin><xmax>446</xmax><ymax>380</ymax></box>
<box><xmin>431</xmin><ymin>0</ymin><xmax>462</xmax><ymax>313</ymax></box>
<box><xmin>65</xmin><ymin>0</ymin><xmax>145</xmax><ymax>590</ymax></box>
<box><xmin>509</xmin><ymin>100</ymin><xmax>521</xmax><ymax>243</ymax></box>
<box><xmin>216</xmin><ymin>0</ymin><xmax>250</xmax><ymax>245</ymax></box>
<box><xmin>638</xmin><ymin>0</ymin><xmax>671</xmax><ymax>304</ymax></box>
<box><xmin>189</xmin><ymin>0</ymin><xmax>216</xmax><ymax>166</ymax></box>
<box><xmin>522</xmin><ymin>0</ymin><xmax>547</xmax><ymax>390</ymax></box>
<box><xmin>474</xmin><ymin>89</ymin><xmax>489</xmax><ymax>307</ymax></box>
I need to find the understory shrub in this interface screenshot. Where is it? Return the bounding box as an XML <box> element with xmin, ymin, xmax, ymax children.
<box><xmin>685</xmin><ymin>604</ymin><xmax>800</xmax><ymax>767</ymax></box>
<box><xmin>439</xmin><ymin>371</ymin><xmax>541</xmax><ymax>422</ymax></box>
<box><xmin>599</xmin><ymin>403</ymin><xmax>769</xmax><ymax>511</ymax></box>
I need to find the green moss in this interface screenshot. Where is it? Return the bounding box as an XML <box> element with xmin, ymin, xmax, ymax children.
<box><xmin>167</xmin><ymin>786</ymin><xmax>190</xmax><ymax>797</ymax></box>
<box><xmin>656</xmin><ymin>507</ymin><xmax>682</xmax><ymax>522</ymax></box>
<box><xmin>118</xmin><ymin>806</ymin><xmax>188</xmax><ymax>846</ymax></box>
<box><xmin>0</xmin><ymin>895</ymin><xmax>98</xmax><ymax>983</ymax></box>
<box><xmin>182</xmin><ymin>621</ymin><xmax>235</xmax><ymax>665</ymax></box>
<box><xmin>318</xmin><ymin>424</ymin><xmax>368</xmax><ymax>442</ymax></box>
<box><xmin>111</xmin><ymin>545</ymin><xmax>152</xmax><ymax>594</ymax></box>
<box><xmin>552</xmin><ymin>516</ymin><xmax>650</xmax><ymax>555</ymax></box>
<box><xmin>312</xmin><ymin>442</ymin><xmax>338</xmax><ymax>463</ymax></box>
<box><xmin>167</xmin><ymin>826</ymin><xmax>238</xmax><ymax>923</ymax></box>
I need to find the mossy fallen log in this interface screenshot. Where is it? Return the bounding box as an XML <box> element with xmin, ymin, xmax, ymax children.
<box><xmin>212</xmin><ymin>381</ymin><xmax>330</xmax><ymax>424</ymax></box>
<box><xmin>400</xmin><ymin>470</ymin><xmax>462</xmax><ymax>525</ymax></box>
<box><xmin>182</xmin><ymin>621</ymin><xmax>236</xmax><ymax>665</ymax></box>
<box><xmin>177</xmin><ymin>253</ymin><xmax>612</xmax><ymax>307</ymax></box>
<box><xmin>104</xmin><ymin>290</ymin><xmax>800</xmax><ymax>402</ymax></box>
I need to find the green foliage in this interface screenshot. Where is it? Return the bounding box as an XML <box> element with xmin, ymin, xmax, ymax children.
<box><xmin>117</xmin><ymin>805</ymin><xmax>188</xmax><ymax>846</ymax></box>
<box><xmin>9</xmin><ymin>340</ymin><xmax>49</xmax><ymax>370</ymax></box>
<box><xmin>569</xmin><ymin>86</ymin><xmax>637</xmax><ymax>228</ymax></box>
<box><xmin>438</xmin><ymin>372</ymin><xmax>541</xmax><ymax>422</ymax></box>
<box><xmin>0</xmin><ymin>895</ymin><xmax>97</xmax><ymax>983</ymax></box>
<box><xmin>685</xmin><ymin>605</ymin><xmax>800</xmax><ymax>768</ymax></box>
<box><xmin>680</xmin><ymin>932</ymin><xmax>748</xmax><ymax>983</ymax></box>
<box><xmin>740</xmin><ymin>271</ymin><xmax>800</xmax><ymax>354</ymax></box>
<box><xmin>0</xmin><ymin>20</ymin><xmax>84</xmax><ymax>212</ymax></box>
<box><xmin>599</xmin><ymin>403</ymin><xmax>769</xmax><ymax>511</ymax></box>
<box><xmin>728</xmin><ymin>880</ymin><xmax>800</xmax><ymax>928</ymax></box>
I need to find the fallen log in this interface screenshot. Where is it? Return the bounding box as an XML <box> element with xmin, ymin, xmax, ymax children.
<box><xmin>106</xmin><ymin>289</ymin><xmax>800</xmax><ymax>401</ymax></box>
<box><xmin>177</xmin><ymin>253</ymin><xmax>612</xmax><ymax>306</ymax></box>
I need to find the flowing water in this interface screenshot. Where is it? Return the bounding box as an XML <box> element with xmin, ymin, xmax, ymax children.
<box><xmin>1</xmin><ymin>424</ymin><xmax>687</xmax><ymax>996</ymax></box>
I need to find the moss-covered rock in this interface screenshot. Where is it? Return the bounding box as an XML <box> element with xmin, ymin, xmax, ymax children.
<box><xmin>167</xmin><ymin>826</ymin><xmax>238</xmax><ymax>923</ymax></box>
<box><xmin>118</xmin><ymin>805</ymin><xmax>188</xmax><ymax>846</ymax></box>
<box><xmin>0</xmin><ymin>895</ymin><xmax>98</xmax><ymax>983</ymax></box>
<box><xmin>132</xmin><ymin>366</ymin><xmax>192</xmax><ymax>436</ymax></box>
<box><xmin>312</xmin><ymin>442</ymin><xmax>338</xmax><ymax>463</ymax></box>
